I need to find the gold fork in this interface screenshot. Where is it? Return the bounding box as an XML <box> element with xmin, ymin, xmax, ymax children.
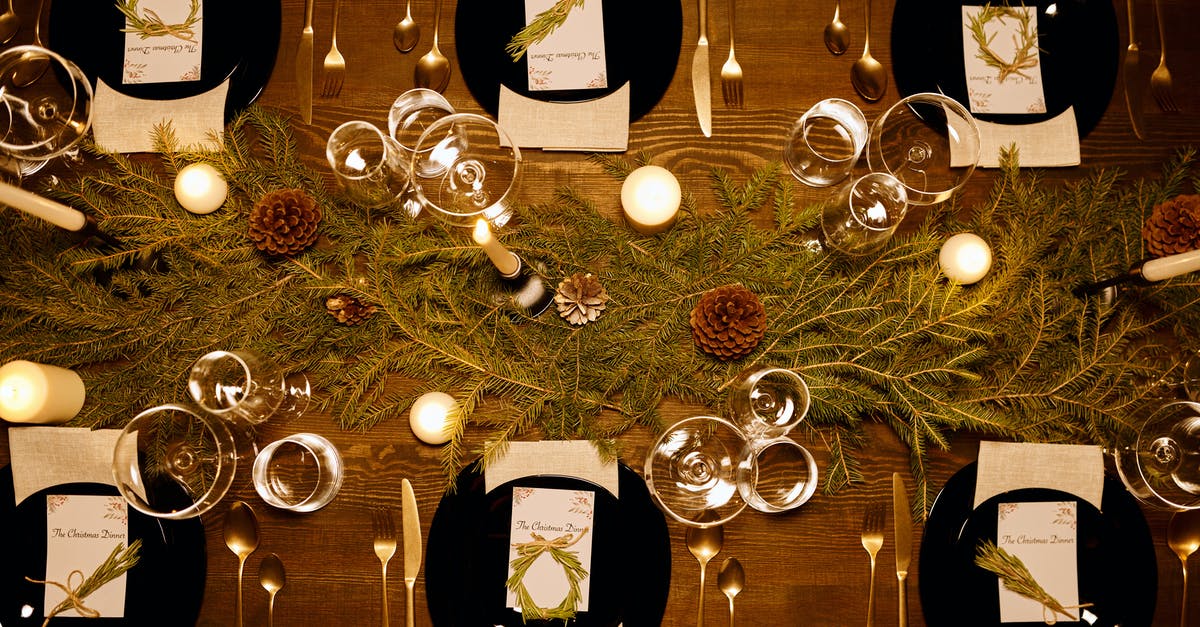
<box><xmin>372</xmin><ymin>508</ymin><xmax>398</xmax><ymax>627</ymax></box>
<box><xmin>1149</xmin><ymin>0</ymin><xmax>1178</xmax><ymax>112</ymax></box>
<box><xmin>719</xmin><ymin>0</ymin><xmax>743</xmax><ymax>108</ymax></box>
<box><xmin>861</xmin><ymin>502</ymin><xmax>886</xmax><ymax>627</ymax></box>
<box><xmin>321</xmin><ymin>0</ymin><xmax>346</xmax><ymax>97</ymax></box>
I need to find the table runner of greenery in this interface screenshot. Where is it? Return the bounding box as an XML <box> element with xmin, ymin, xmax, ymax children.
<box><xmin>1</xmin><ymin>107</ymin><xmax>1197</xmax><ymax>512</ymax></box>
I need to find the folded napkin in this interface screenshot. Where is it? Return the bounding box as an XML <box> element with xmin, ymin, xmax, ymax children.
<box><xmin>9</xmin><ymin>426</ymin><xmax>136</xmax><ymax>506</ymax></box>
<box><xmin>485</xmin><ymin>440</ymin><xmax>619</xmax><ymax>497</ymax></box>
<box><xmin>498</xmin><ymin>83</ymin><xmax>629</xmax><ymax>152</ymax></box>
<box><xmin>92</xmin><ymin>79</ymin><xmax>228</xmax><ymax>154</ymax></box>
<box><xmin>973</xmin><ymin>440</ymin><xmax>1104</xmax><ymax>510</ymax></box>
<box><xmin>952</xmin><ymin>107</ymin><xmax>1080</xmax><ymax>169</ymax></box>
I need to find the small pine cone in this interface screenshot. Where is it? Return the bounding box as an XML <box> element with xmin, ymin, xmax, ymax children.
<box><xmin>690</xmin><ymin>284</ymin><xmax>766</xmax><ymax>361</ymax></box>
<box><xmin>555</xmin><ymin>272</ymin><xmax>610</xmax><ymax>326</ymax></box>
<box><xmin>249</xmin><ymin>189</ymin><xmax>322</xmax><ymax>256</ymax></box>
<box><xmin>325</xmin><ymin>294</ymin><xmax>377</xmax><ymax>326</ymax></box>
<box><xmin>1143</xmin><ymin>193</ymin><xmax>1200</xmax><ymax>257</ymax></box>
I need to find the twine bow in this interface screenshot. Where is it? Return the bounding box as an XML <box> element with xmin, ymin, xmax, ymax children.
<box><xmin>25</xmin><ymin>570</ymin><xmax>101</xmax><ymax>626</ymax></box>
<box><xmin>513</xmin><ymin>528</ymin><xmax>588</xmax><ymax>556</ymax></box>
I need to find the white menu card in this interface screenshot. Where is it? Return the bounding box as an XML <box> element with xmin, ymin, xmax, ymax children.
<box><xmin>506</xmin><ymin>487</ymin><xmax>595</xmax><ymax>613</ymax></box>
<box><xmin>960</xmin><ymin>6</ymin><xmax>1047</xmax><ymax>114</ymax></box>
<box><xmin>121</xmin><ymin>0</ymin><xmax>204</xmax><ymax>84</ymax></box>
<box><xmin>524</xmin><ymin>0</ymin><xmax>608</xmax><ymax>92</ymax></box>
<box><xmin>995</xmin><ymin>500</ymin><xmax>1080</xmax><ymax>623</ymax></box>
<box><xmin>44</xmin><ymin>494</ymin><xmax>130</xmax><ymax>618</ymax></box>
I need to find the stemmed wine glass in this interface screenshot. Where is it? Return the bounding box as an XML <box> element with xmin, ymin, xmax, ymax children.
<box><xmin>865</xmin><ymin>92</ymin><xmax>981</xmax><ymax>206</ymax></box>
<box><xmin>409</xmin><ymin>112</ymin><xmax>521</xmax><ymax>228</ymax></box>
<box><xmin>645</xmin><ymin>415</ymin><xmax>749</xmax><ymax>527</ymax></box>
<box><xmin>819</xmin><ymin>171</ymin><xmax>909</xmax><ymax>256</ymax></box>
<box><xmin>0</xmin><ymin>45</ymin><xmax>93</xmax><ymax>177</ymax></box>
<box><xmin>186</xmin><ymin>350</ymin><xmax>311</xmax><ymax>426</ymax></box>
<box><xmin>1114</xmin><ymin>400</ymin><xmax>1200</xmax><ymax>510</ymax></box>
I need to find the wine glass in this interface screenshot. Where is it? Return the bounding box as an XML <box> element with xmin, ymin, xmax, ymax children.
<box><xmin>645</xmin><ymin>416</ymin><xmax>749</xmax><ymax>527</ymax></box>
<box><xmin>865</xmin><ymin>92</ymin><xmax>980</xmax><ymax>205</ymax></box>
<box><xmin>111</xmin><ymin>403</ymin><xmax>238</xmax><ymax>519</ymax></box>
<box><xmin>819</xmin><ymin>172</ymin><xmax>909</xmax><ymax>255</ymax></box>
<box><xmin>728</xmin><ymin>367</ymin><xmax>811</xmax><ymax>439</ymax></box>
<box><xmin>186</xmin><ymin>350</ymin><xmax>310</xmax><ymax>426</ymax></box>
<box><xmin>1114</xmin><ymin>400</ymin><xmax>1200</xmax><ymax>510</ymax></box>
<box><xmin>387</xmin><ymin>88</ymin><xmax>456</xmax><ymax>217</ymax></box>
<box><xmin>326</xmin><ymin>120</ymin><xmax>409</xmax><ymax>209</ymax></box>
<box><xmin>410</xmin><ymin>112</ymin><xmax>521</xmax><ymax>228</ymax></box>
<box><xmin>0</xmin><ymin>45</ymin><xmax>93</xmax><ymax>177</ymax></box>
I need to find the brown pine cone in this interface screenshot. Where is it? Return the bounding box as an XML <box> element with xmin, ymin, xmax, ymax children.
<box><xmin>554</xmin><ymin>272</ymin><xmax>610</xmax><ymax>326</ymax></box>
<box><xmin>690</xmin><ymin>284</ymin><xmax>767</xmax><ymax>360</ymax></box>
<box><xmin>249</xmin><ymin>189</ymin><xmax>322</xmax><ymax>256</ymax></box>
<box><xmin>1143</xmin><ymin>193</ymin><xmax>1200</xmax><ymax>257</ymax></box>
<box><xmin>325</xmin><ymin>294</ymin><xmax>376</xmax><ymax>326</ymax></box>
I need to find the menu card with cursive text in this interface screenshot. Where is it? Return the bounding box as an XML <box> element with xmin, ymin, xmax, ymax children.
<box><xmin>43</xmin><ymin>494</ymin><xmax>130</xmax><ymax>618</ymax></box>
<box><xmin>995</xmin><ymin>500</ymin><xmax>1080</xmax><ymax>623</ymax></box>
<box><xmin>960</xmin><ymin>5</ymin><xmax>1047</xmax><ymax>114</ymax></box>
<box><xmin>506</xmin><ymin>487</ymin><xmax>595</xmax><ymax>613</ymax></box>
<box><xmin>523</xmin><ymin>0</ymin><xmax>608</xmax><ymax>92</ymax></box>
<box><xmin>121</xmin><ymin>0</ymin><xmax>204</xmax><ymax>84</ymax></box>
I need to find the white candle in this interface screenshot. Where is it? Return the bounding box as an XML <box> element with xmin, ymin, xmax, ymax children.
<box><xmin>939</xmin><ymin>233</ymin><xmax>993</xmax><ymax>285</ymax></box>
<box><xmin>174</xmin><ymin>163</ymin><xmax>229</xmax><ymax>215</ymax></box>
<box><xmin>0</xmin><ymin>360</ymin><xmax>86</xmax><ymax>424</ymax></box>
<box><xmin>409</xmin><ymin>391</ymin><xmax>458</xmax><ymax>445</ymax></box>
<box><xmin>472</xmin><ymin>218</ymin><xmax>521</xmax><ymax>277</ymax></box>
<box><xmin>0</xmin><ymin>180</ymin><xmax>87</xmax><ymax>231</ymax></box>
<box><xmin>1142</xmin><ymin>249</ymin><xmax>1200</xmax><ymax>282</ymax></box>
<box><xmin>621</xmin><ymin>165</ymin><xmax>681</xmax><ymax>235</ymax></box>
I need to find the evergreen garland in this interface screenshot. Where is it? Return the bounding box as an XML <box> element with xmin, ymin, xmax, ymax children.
<box><xmin>2</xmin><ymin>106</ymin><xmax>1198</xmax><ymax>514</ymax></box>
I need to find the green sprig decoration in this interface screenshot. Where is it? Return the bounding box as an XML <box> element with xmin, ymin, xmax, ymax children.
<box><xmin>975</xmin><ymin>539</ymin><xmax>1091</xmax><ymax>622</ymax></box>
<box><xmin>506</xmin><ymin>0</ymin><xmax>587</xmax><ymax>61</ymax></box>
<box><xmin>968</xmin><ymin>4</ymin><xmax>1040</xmax><ymax>82</ymax></box>
<box><xmin>505</xmin><ymin>529</ymin><xmax>590</xmax><ymax>622</ymax></box>
<box><xmin>26</xmin><ymin>540</ymin><xmax>142</xmax><ymax>626</ymax></box>
<box><xmin>117</xmin><ymin>0</ymin><xmax>202</xmax><ymax>42</ymax></box>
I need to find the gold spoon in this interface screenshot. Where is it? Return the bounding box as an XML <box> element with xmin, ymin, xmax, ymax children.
<box><xmin>717</xmin><ymin>557</ymin><xmax>744</xmax><ymax>627</ymax></box>
<box><xmin>224</xmin><ymin>501</ymin><xmax>260</xmax><ymax>627</ymax></box>
<box><xmin>0</xmin><ymin>0</ymin><xmax>19</xmax><ymax>45</ymax></box>
<box><xmin>258</xmin><ymin>553</ymin><xmax>286</xmax><ymax>627</ymax></box>
<box><xmin>686</xmin><ymin>522</ymin><xmax>724</xmax><ymax>627</ymax></box>
<box><xmin>1168</xmin><ymin>510</ymin><xmax>1200</xmax><ymax>627</ymax></box>
<box><xmin>823</xmin><ymin>0</ymin><xmax>849</xmax><ymax>56</ymax></box>
<box><xmin>849</xmin><ymin>0</ymin><xmax>887</xmax><ymax>102</ymax></box>
<box><xmin>393</xmin><ymin>0</ymin><xmax>419</xmax><ymax>53</ymax></box>
<box><xmin>414</xmin><ymin>0</ymin><xmax>450</xmax><ymax>92</ymax></box>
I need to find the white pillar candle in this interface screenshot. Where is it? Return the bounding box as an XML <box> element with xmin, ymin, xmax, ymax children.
<box><xmin>409</xmin><ymin>391</ymin><xmax>458</xmax><ymax>445</ymax></box>
<box><xmin>621</xmin><ymin>165</ymin><xmax>681</xmax><ymax>235</ymax></box>
<box><xmin>472</xmin><ymin>218</ymin><xmax>521</xmax><ymax>277</ymax></box>
<box><xmin>174</xmin><ymin>163</ymin><xmax>229</xmax><ymax>215</ymax></box>
<box><xmin>1142</xmin><ymin>249</ymin><xmax>1200</xmax><ymax>282</ymax></box>
<box><xmin>0</xmin><ymin>180</ymin><xmax>87</xmax><ymax>231</ymax></box>
<box><xmin>939</xmin><ymin>233</ymin><xmax>993</xmax><ymax>285</ymax></box>
<box><xmin>0</xmin><ymin>360</ymin><xmax>86</xmax><ymax>424</ymax></box>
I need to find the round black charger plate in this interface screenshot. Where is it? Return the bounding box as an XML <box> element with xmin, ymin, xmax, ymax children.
<box><xmin>426</xmin><ymin>462</ymin><xmax>670</xmax><ymax>626</ymax></box>
<box><xmin>0</xmin><ymin>465</ymin><xmax>206</xmax><ymax>626</ymax></box>
<box><xmin>455</xmin><ymin>0</ymin><xmax>681</xmax><ymax>123</ymax></box>
<box><xmin>46</xmin><ymin>0</ymin><xmax>280</xmax><ymax>120</ymax></box>
<box><xmin>891</xmin><ymin>0</ymin><xmax>1118</xmax><ymax>138</ymax></box>
<box><xmin>920</xmin><ymin>463</ymin><xmax>1156</xmax><ymax>627</ymax></box>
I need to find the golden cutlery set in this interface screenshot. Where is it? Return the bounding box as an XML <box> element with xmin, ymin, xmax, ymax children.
<box><xmin>691</xmin><ymin>0</ymin><xmax>745</xmax><ymax>135</ymax></box>
<box><xmin>1123</xmin><ymin>0</ymin><xmax>1180</xmax><ymax>138</ymax></box>
<box><xmin>856</xmin><ymin>474</ymin><xmax>914</xmax><ymax>627</ymax></box>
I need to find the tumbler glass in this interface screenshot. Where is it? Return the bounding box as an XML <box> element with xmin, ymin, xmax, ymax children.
<box><xmin>252</xmin><ymin>432</ymin><xmax>343</xmax><ymax>512</ymax></box>
<box><xmin>819</xmin><ymin>172</ymin><xmax>909</xmax><ymax>255</ymax></box>
<box><xmin>326</xmin><ymin>120</ymin><xmax>409</xmax><ymax>209</ymax></box>
<box><xmin>783</xmin><ymin>98</ymin><xmax>868</xmax><ymax>188</ymax></box>
<box><xmin>736</xmin><ymin>436</ymin><xmax>819</xmax><ymax>513</ymax></box>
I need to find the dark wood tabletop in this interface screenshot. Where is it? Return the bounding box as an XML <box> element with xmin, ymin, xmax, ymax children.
<box><xmin>2</xmin><ymin>0</ymin><xmax>1199</xmax><ymax>625</ymax></box>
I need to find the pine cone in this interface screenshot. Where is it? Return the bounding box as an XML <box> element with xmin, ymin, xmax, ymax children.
<box><xmin>1143</xmin><ymin>194</ymin><xmax>1200</xmax><ymax>257</ymax></box>
<box><xmin>554</xmin><ymin>272</ymin><xmax>609</xmax><ymax>326</ymax></box>
<box><xmin>690</xmin><ymin>284</ymin><xmax>766</xmax><ymax>360</ymax></box>
<box><xmin>325</xmin><ymin>294</ymin><xmax>376</xmax><ymax>326</ymax></box>
<box><xmin>249</xmin><ymin>189</ymin><xmax>322</xmax><ymax>256</ymax></box>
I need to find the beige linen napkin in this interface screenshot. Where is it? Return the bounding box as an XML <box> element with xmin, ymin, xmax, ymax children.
<box><xmin>498</xmin><ymin>83</ymin><xmax>629</xmax><ymax>152</ymax></box>
<box><xmin>8</xmin><ymin>426</ymin><xmax>138</xmax><ymax>505</ymax></box>
<box><xmin>92</xmin><ymin>78</ymin><xmax>229</xmax><ymax>154</ymax></box>
<box><xmin>485</xmin><ymin>440</ymin><xmax>620</xmax><ymax>497</ymax></box>
<box><xmin>973</xmin><ymin>440</ymin><xmax>1104</xmax><ymax>510</ymax></box>
<box><xmin>952</xmin><ymin>107</ymin><xmax>1080</xmax><ymax>169</ymax></box>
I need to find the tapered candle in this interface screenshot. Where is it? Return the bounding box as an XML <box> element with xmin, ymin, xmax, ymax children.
<box><xmin>473</xmin><ymin>218</ymin><xmax>521</xmax><ymax>277</ymax></box>
<box><xmin>0</xmin><ymin>360</ymin><xmax>86</xmax><ymax>424</ymax></box>
<box><xmin>0</xmin><ymin>180</ymin><xmax>87</xmax><ymax>231</ymax></box>
<box><xmin>1142</xmin><ymin>249</ymin><xmax>1200</xmax><ymax>282</ymax></box>
<box><xmin>409</xmin><ymin>391</ymin><xmax>457</xmax><ymax>445</ymax></box>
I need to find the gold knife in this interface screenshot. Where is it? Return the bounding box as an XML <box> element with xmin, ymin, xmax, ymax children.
<box><xmin>892</xmin><ymin>472</ymin><xmax>912</xmax><ymax>627</ymax></box>
<box><xmin>1122</xmin><ymin>0</ymin><xmax>1146</xmax><ymax>139</ymax></box>
<box><xmin>401</xmin><ymin>479</ymin><xmax>422</xmax><ymax>627</ymax></box>
<box><xmin>690</xmin><ymin>0</ymin><xmax>712</xmax><ymax>137</ymax></box>
<box><xmin>295</xmin><ymin>0</ymin><xmax>315</xmax><ymax>124</ymax></box>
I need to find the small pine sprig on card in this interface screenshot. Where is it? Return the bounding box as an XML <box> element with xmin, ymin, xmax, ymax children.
<box><xmin>26</xmin><ymin>540</ymin><xmax>142</xmax><ymax>626</ymax></box>
<box><xmin>506</xmin><ymin>0</ymin><xmax>587</xmax><ymax>61</ymax></box>
<box><xmin>974</xmin><ymin>539</ymin><xmax>1090</xmax><ymax>623</ymax></box>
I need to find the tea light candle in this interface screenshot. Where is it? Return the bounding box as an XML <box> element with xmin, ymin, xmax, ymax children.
<box><xmin>0</xmin><ymin>360</ymin><xmax>86</xmax><ymax>424</ymax></box>
<box><xmin>621</xmin><ymin>165</ymin><xmax>681</xmax><ymax>235</ymax></box>
<box><xmin>409</xmin><ymin>391</ymin><xmax>458</xmax><ymax>445</ymax></box>
<box><xmin>939</xmin><ymin>233</ymin><xmax>993</xmax><ymax>285</ymax></box>
<box><xmin>473</xmin><ymin>218</ymin><xmax>521</xmax><ymax>277</ymax></box>
<box><xmin>174</xmin><ymin>163</ymin><xmax>228</xmax><ymax>215</ymax></box>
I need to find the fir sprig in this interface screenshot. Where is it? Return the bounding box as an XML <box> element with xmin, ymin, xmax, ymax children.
<box><xmin>506</xmin><ymin>0</ymin><xmax>588</xmax><ymax>62</ymax></box>
<box><xmin>26</xmin><ymin>540</ymin><xmax>142</xmax><ymax>626</ymax></box>
<box><xmin>116</xmin><ymin>0</ymin><xmax>202</xmax><ymax>42</ymax></box>
<box><xmin>975</xmin><ymin>539</ymin><xmax>1090</xmax><ymax>622</ymax></box>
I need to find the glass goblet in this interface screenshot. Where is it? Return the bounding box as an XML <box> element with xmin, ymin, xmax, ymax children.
<box><xmin>819</xmin><ymin>172</ymin><xmax>909</xmax><ymax>255</ymax></box>
<box><xmin>0</xmin><ymin>45</ymin><xmax>93</xmax><ymax>176</ymax></box>
<box><xmin>1114</xmin><ymin>400</ymin><xmax>1200</xmax><ymax>510</ymax></box>
<box><xmin>186</xmin><ymin>349</ymin><xmax>310</xmax><ymax>426</ymax></box>
<box><xmin>865</xmin><ymin>92</ymin><xmax>980</xmax><ymax>206</ymax></box>
<box><xmin>326</xmin><ymin>120</ymin><xmax>410</xmax><ymax>209</ymax></box>
<box><xmin>387</xmin><ymin>88</ymin><xmax>456</xmax><ymax>217</ymax></box>
<box><xmin>112</xmin><ymin>402</ymin><xmax>238</xmax><ymax>519</ymax></box>
<box><xmin>410</xmin><ymin>113</ymin><xmax>521</xmax><ymax>228</ymax></box>
<box><xmin>728</xmin><ymin>367</ymin><xmax>812</xmax><ymax>440</ymax></box>
<box><xmin>644</xmin><ymin>415</ymin><xmax>749</xmax><ymax>527</ymax></box>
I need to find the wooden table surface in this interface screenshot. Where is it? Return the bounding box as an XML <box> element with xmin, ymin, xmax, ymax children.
<box><xmin>3</xmin><ymin>0</ymin><xmax>1200</xmax><ymax>625</ymax></box>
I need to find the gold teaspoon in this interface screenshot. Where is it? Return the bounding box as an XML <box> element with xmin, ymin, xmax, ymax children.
<box><xmin>258</xmin><ymin>553</ymin><xmax>286</xmax><ymax>627</ymax></box>
<box><xmin>717</xmin><ymin>557</ymin><xmax>745</xmax><ymax>627</ymax></box>
<box><xmin>686</xmin><ymin>523</ymin><xmax>724</xmax><ymax>627</ymax></box>
<box><xmin>223</xmin><ymin>501</ymin><xmax>260</xmax><ymax>627</ymax></box>
<box><xmin>414</xmin><ymin>0</ymin><xmax>450</xmax><ymax>92</ymax></box>
<box><xmin>393</xmin><ymin>0</ymin><xmax>419</xmax><ymax>53</ymax></box>
<box><xmin>823</xmin><ymin>0</ymin><xmax>849</xmax><ymax>56</ymax></box>
<box><xmin>1168</xmin><ymin>510</ymin><xmax>1200</xmax><ymax>627</ymax></box>
<box><xmin>849</xmin><ymin>0</ymin><xmax>887</xmax><ymax>102</ymax></box>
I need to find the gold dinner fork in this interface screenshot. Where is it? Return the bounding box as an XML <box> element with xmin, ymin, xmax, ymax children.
<box><xmin>321</xmin><ymin>0</ymin><xmax>346</xmax><ymax>97</ymax></box>
<box><xmin>1149</xmin><ymin>0</ymin><xmax>1178</xmax><ymax>112</ymax></box>
<box><xmin>861</xmin><ymin>502</ymin><xmax>886</xmax><ymax>627</ymax></box>
<box><xmin>372</xmin><ymin>508</ymin><xmax>398</xmax><ymax>627</ymax></box>
<box><xmin>719</xmin><ymin>0</ymin><xmax>743</xmax><ymax>108</ymax></box>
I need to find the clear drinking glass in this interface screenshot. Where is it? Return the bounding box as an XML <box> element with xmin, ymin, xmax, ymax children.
<box><xmin>252</xmin><ymin>432</ymin><xmax>343</xmax><ymax>512</ymax></box>
<box><xmin>783</xmin><ymin>98</ymin><xmax>868</xmax><ymax>188</ymax></box>
<box><xmin>644</xmin><ymin>415</ymin><xmax>749</xmax><ymax>527</ymax></box>
<box><xmin>410</xmin><ymin>113</ymin><xmax>521</xmax><ymax>228</ymax></box>
<box><xmin>0</xmin><ymin>45</ymin><xmax>94</xmax><ymax>176</ymax></box>
<box><xmin>820</xmin><ymin>172</ymin><xmax>909</xmax><ymax>255</ymax></box>
<box><xmin>1114</xmin><ymin>400</ymin><xmax>1200</xmax><ymax>510</ymax></box>
<box><xmin>187</xmin><ymin>350</ymin><xmax>310</xmax><ymax>426</ymax></box>
<box><xmin>326</xmin><ymin>120</ymin><xmax>410</xmax><ymax>209</ymax></box>
<box><xmin>736</xmin><ymin>436</ymin><xmax>819</xmax><ymax>513</ymax></box>
<box><xmin>865</xmin><ymin>92</ymin><xmax>981</xmax><ymax>205</ymax></box>
<box><xmin>728</xmin><ymin>367</ymin><xmax>811</xmax><ymax>440</ymax></box>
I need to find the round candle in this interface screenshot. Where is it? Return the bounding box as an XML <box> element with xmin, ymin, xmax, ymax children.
<box><xmin>174</xmin><ymin>163</ymin><xmax>229</xmax><ymax>215</ymax></box>
<box><xmin>0</xmin><ymin>360</ymin><xmax>86</xmax><ymax>424</ymax></box>
<box><xmin>472</xmin><ymin>218</ymin><xmax>521</xmax><ymax>277</ymax></box>
<box><xmin>409</xmin><ymin>391</ymin><xmax>458</xmax><ymax>445</ymax></box>
<box><xmin>621</xmin><ymin>165</ymin><xmax>681</xmax><ymax>235</ymax></box>
<box><xmin>939</xmin><ymin>233</ymin><xmax>993</xmax><ymax>285</ymax></box>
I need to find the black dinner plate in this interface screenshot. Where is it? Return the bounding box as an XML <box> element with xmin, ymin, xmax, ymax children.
<box><xmin>426</xmin><ymin>461</ymin><xmax>670</xmax><ymax>626</ymax></box>
<box><xmin>0</xmin><ymin>465</ymin><xmax>206</xmax><ymax>626</ymax></box>
<box><xmin>454</xmin><ymin>0</ymin><xmax>681</xmax><ymax>122</ymax></box>
<box><xmin>920</xmin><ymin>463</ymin><xmax>1156</xmax><ymax>627</ymax></box>
<box><xmin>46</xmin><ymin>0</ymin><xmax>280</xmax><ymax>121</ymax></box>
<box><xmin>891</xmin><ymin>0</ymin><xmax>1118</xmax><ymax>138</ymax></box>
